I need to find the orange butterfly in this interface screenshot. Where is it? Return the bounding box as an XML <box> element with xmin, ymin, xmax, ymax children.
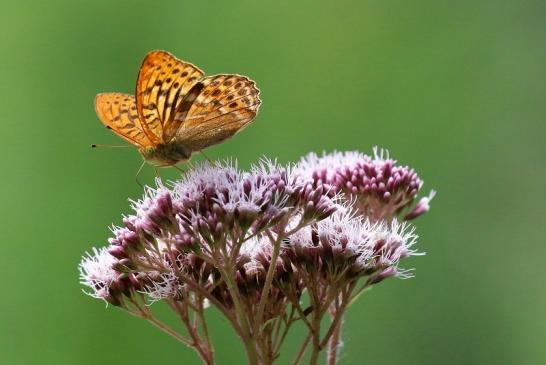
<box><xmin>95</xmin><ymin>50</ymin><xmax>261</xmax><ymax>167</ymax></box>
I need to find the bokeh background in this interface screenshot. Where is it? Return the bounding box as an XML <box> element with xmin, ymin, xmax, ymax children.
<box><xmin>1</xmin><ymin>0</ymin><xmax>544</xmax><ymax>364</ymax></box>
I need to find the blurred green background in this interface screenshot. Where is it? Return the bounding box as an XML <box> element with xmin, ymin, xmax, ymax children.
<box><xmin>1</xmin><ymin>0</ymin><xmax>544</xmax><ymax>364</ymax></box>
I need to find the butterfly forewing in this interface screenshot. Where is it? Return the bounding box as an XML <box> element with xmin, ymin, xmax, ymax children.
<box><xmin>135</xmin><ymin>50</ymin><xmax>204</xmax><ymax>143</ymax></box>
<box><xmin>94</xmin><ymin>93</ymin><xmax>151</xmax><ymax>148</ymax></box>
<box><xmin>173</xmin><ymin>74</ymin><xmax>261</xmax><ymax>151</ymax></box>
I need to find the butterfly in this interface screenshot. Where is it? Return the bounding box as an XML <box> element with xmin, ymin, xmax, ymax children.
<box><xmin>94</xmin><ymin>50</ymin><xmax>261</xmax><ymax>167</ymax></box>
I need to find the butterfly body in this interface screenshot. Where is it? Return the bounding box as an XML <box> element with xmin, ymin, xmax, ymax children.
<box><xmin>95</xmin><ymin>50</ymin><xmax>261</xmax><ymax>167</ymax></box>
<box><xmin>140</xmin><ymin>142</ymin><xmax>192</xmax><ymax>167</ymax></box>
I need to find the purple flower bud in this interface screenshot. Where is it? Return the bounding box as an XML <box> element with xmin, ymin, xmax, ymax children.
<box><xmin>367</xmin><ymin>267</ymin><xmax>397</xmax><ymax>285</ymax></box>
<box><xmin>135</xmin><ymin>218</ymin><xmax>162</xmax><ymax>237</ymax></box>
<box><xmin>122</xmin><ymin>217</ymin><xmax>136</xmax><ymax>231</ymax></box>
<box><xmin>243</xmin><ymin>179</ymin><xmax>252</xmax><ymax>195</ymax></box>
<box><xmin>405</xmin><ymin>190</ymin><xmax>436</xmax><ymax>220</ymax></box>
<box><xmin>147</xmin><ymin>191</ymin><xmax>173</xmax><ymax>227</ymax></box>
<box><xmin>103</xmin><ymin>292</ymin><xmax>123</xmax><ymax>307</ymax></box>
<box><xmin>108</xmin><ymin>245</ymin><xmax>127</xmax><ymax>260</ymax></box>
<box><xmin>112</xmin><ymin>260</ymin><xmax>131</xmax><ymax>273</ymax></box>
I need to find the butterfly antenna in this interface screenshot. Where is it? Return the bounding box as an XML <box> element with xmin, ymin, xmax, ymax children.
<box><xmin>135</xmin><ymin>160</ymin><xmax>146</xmax><ymax>188</ymax></box>
<box><xmin>91</xmin><ymin>144</ymin><xmax>132</xmax><ymax>148</ymax></box>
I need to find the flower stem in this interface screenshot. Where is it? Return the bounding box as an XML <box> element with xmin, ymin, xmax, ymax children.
<box><xmin>169</xmin><ymin>300</ymin><xmax>214</xmax><ymax>365</ymax></box>
<box><xmin>254</xmin><ymin>229</ymin><xmax>284</xmax><ymax>332</ymax></box>
<box><xmin>218</xmin><ymin>264</ymin><xmax>260</xmax><ymax>365</ymax></box>
<box><xmin>145</xmin><ymin>316</ymin><xmax>193</xmax><ymax>347</ymax></box>
<box><xmin>326</xmin><ymin>318</ymin><xmax>342</xmax><ymax>365</ymax></box>
<box><xmin>291</xmin><ymin>332</ymin><xmax>311</xmax><ymax>365</ymax></box>
<box><xmin>196</xmin><ymin>298</ymin><xmax>214</xmax><ymax>360</ymax></box>
<box><xmin>308</xmin><ymin>313</ymin><xmax>322</xmax><ymax>365</ymax></box>
<box><xmin>175</xmin><ymin>272</ymin><xmax>242</xmax><ymax>334</ymax></box>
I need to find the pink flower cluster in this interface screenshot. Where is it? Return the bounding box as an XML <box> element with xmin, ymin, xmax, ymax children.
<box><xmin>79</xmin><ymin>149</ymin><xmax>433</xmax><ymax>365</ymax></box>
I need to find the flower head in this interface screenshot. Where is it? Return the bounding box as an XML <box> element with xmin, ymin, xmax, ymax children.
<box><xmin>168</xmin><ymin>160</ymin><xmax>335</xmax><ymax>250</ymax></box>
<box><xmin>140</xmin><ymin>268</ymin><xmax>183</xmax><ymax>303</ymax></box>
<box><xmin>285</xmin><ymin>205</ymin><xmax>420</xmax><ymax>283</ymax></box>
<box><xmin>295</xmin><ymin>147</ymin><xmax>433</xmax><ymax>221</ymax></box>
<box><xmin>79</xmin><ymin>247</ymin><xmax>122</xmax><ymax>305</ymax></box>
<box><xmin>86</xmin><ymin>160</ymin><xmax>336</xmax><ymax>307</ymax></box>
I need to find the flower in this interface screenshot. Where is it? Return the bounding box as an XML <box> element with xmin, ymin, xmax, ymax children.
<box><xmin>404</xmin><ymin>190</ymin><xmax>436</xmax><ymax>220</ymax></box>
<box><xmin>140</xmin><ymin>268</ymin><xmax>183</xmax><ymax>303</ymax></box>
<box><xmin>87</xmin><ymin>160</ymin><xmax>335</xmax><ymax>304</ymax></box>
<box><xmin>362</xmin><ymin>218</ymin><xmax>420</xmax><ymax>282</ymax></box>
<box><xmin>285</xmin><ymin>205</ymin><xmax>420</xmax><ymax>283</ymax></box>
<box><xmin>119</xmin><ymin>160</ymin><xmax>334</xmax><ymax>256</ymax></box>
<box><xmin>79</xmin><ymin>247</ymin><xmax>122</xmax><ymax>305</ymax></box>
<box><xmin>295</xmin><ymin>147</ymin><xmax>433</xmax><ymax>221</ymax></box>
<box><xmin>79</xmin><ymin>151</ymin><xmax>433</xmax><ymax>365</ymax></box>
<box><xmin>237</xmin><ymin>236</ymin><xmax>294</xmax><ymax>286</ymax></box>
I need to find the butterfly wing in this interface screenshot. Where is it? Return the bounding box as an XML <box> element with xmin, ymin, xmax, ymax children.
<box><xmin>135</xmin><ymin>50</ymin><xmax>204</xmax><ymax>144</ymax></box>
<box><xmin>94</xmin><ymin>93</ymin><xmax>152</xmax><ymax>148</ymax></box>
<box><xmin>172</xmin><ymin>74</ymin><xmax>261</xmax><ymax>151</ymax></box>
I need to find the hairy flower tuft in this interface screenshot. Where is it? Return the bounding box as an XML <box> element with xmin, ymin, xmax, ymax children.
<box><xmin>79</xmin><ymin>247</ymin><xmax>121</xmax><ymax>304</ymax></box>
<box><xmin>140</xmin><ymin>269</ymin><xmax>183</xmax><ymax>303</ymax></box>
<box><xmin>286</xmin><ymin>205</ymin><xmax>420</xmax><ymax>283</ymax></box>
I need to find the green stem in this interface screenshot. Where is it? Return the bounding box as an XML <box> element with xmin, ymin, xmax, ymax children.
<box><xmin>291</xmin><ymin>332</ymin><xmax>311</xmax><ymax>365</ymax></box>
<box><xmin>320</xmin><ymin>282</ymin><xmax>357</xmax><ymax>348</ymax></box>
<box><xmin>326</xmin><ymin>317</ymin><xmax>342</xmax><ymax>365</ymax></box>
<box><xmin>308</xmin><ymin>308</ymin><xmax>323</xmax><ymax>365</ymax></box>
<box><xmin>197</xmin><ymin>297</ymin><xmax>214</xmax><ymax>360</ymax></box>
<box><xmin>175</xmin><ymin>272</ymin><xmax>242</xmax><ymax>334</ymax></box>
<box><xmin>273</xmin><ymin>307</ymin><xmax>295</xmax><ymax>354</ymax></box>
<box><xmin>169</xmin><ymin>300</ymin><xmax>214</xmax><ymax>365</ymax></box>
<box><xmin>218</xmin><ymin>264</ymin><xmax>260</xmax><ymax>365</ymax></box>
<box><xmin>126</xmin><ymin>296</ymin><xmax>194</xmax><ymax>348</ymax></box>
<box><xmin>254</xmin><ymin>229</ymin><xmax>284</xmax><ymax>332</ymax></box>
<box><xmin>145</xmin><ymin>315</ymin><xmax>193</xmax><ymax>347</ymax></box>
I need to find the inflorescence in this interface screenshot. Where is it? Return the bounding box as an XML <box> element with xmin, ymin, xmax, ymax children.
<box><xmin>79</xmin><ymin>148</ymin><xmax>434</xmax><ymax>365</ymax></box>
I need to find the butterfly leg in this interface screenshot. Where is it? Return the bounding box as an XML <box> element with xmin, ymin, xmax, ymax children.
<box><xmin>173</xmin><ymin>164</ymin><xmax>186</xmax><ymax>174</ymax></box>
<box><xmin>154</xmin><ymin>167</ymin><xmax>161</xmax><ymax>180</ymax></box>
<box><xmin>135</xmin><ymin>160</ymin><xmax>146</xmax><ymax>188</ymax></box>
<box><xmin>199</xmin><ymin>150</ymin><xmax>214</xmax><ymax>164</ymax></box>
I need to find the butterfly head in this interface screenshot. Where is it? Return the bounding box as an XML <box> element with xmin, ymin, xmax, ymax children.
<box><xmin>139</xmin><ymin>142</ymin><xmax>192</xmax><ymax>167</ymax></box>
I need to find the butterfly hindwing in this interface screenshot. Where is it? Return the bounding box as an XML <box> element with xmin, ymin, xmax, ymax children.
<box><xmin>135</xmin><ymin>50</ymin><xmax>204</xmax><ymax>144</ymax></box>
<box><xmin>94</xmin><ymin>93</ymin><xmax>151</xmax><ymax>148</ymax></box>
<box><xmin>173</xmin><ymin>74</ymin><xmax>261</xmax><ymax>151</ymax></box>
